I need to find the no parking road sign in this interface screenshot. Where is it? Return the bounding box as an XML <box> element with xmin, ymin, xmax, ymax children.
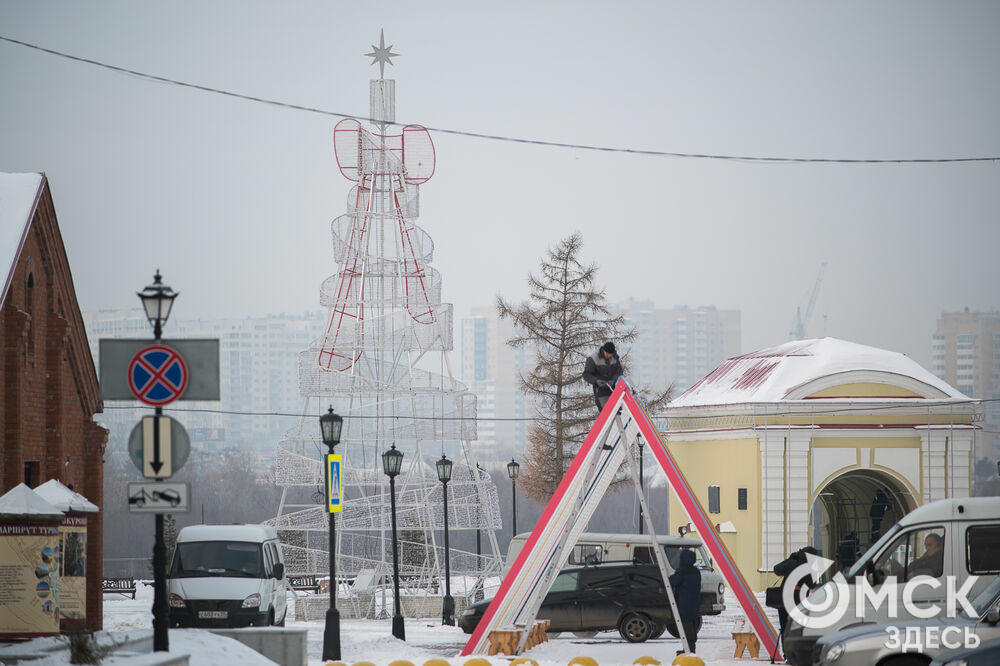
<box><xmin>99</xmin><ymin>339</ymin><xmax>219</xmax><ymax>402</ymax></box>
<box><xmin>128</xmin><ymin>345</ymin><xmax>189</xmax><ymax>406</ymax></box>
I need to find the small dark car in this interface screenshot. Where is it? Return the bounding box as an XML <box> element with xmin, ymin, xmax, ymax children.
<box><xmin>459</xmin><ymin>561</ymin><xmax>703</xmax><ymax>643</ymax></box>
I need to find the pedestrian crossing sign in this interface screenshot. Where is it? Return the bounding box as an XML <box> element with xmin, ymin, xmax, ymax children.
<box><xmin>327</xmin><ymin>454</ymin><xmax>342</xmax><ymax>513</ymax></box>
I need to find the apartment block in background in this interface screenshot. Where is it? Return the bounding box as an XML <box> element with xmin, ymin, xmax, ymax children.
<box><xmin>931</xmin><ymin>310</ymin><xmax>1000</xmax><ymax>462</ymax></box>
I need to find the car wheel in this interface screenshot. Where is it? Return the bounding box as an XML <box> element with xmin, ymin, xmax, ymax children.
<box><xmin>618</xmin><ymin>612</ymin><xmax>653</xmax><ymax>643</ymax></box>
<box><xmin>572</xmin><ymin>631</ymin><xmax>599</xmax><ymax>638</ymax></box>
<box><xmin>664</xmin><ymin>617</ymin><xmax>702</xmax><ymax>638</ymax></box>
<box><xmin>881</xmin><ymin>657</ymin><xmax>931</xmax><ymax>666</ymax></box>
<box><xmin>648</xmin><ymin>623</ymin><xmax>666</xmax><ymax>640</ymax></box>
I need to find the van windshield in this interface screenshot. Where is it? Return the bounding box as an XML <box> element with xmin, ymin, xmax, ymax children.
<box><xmin>170</xmin><ymin>541</ymin><xmax>265</xmax><ymax>579</ymax></box>
<box><xmin>845</xmin><ymin>523</ymin><xmax>903</xmax><ymax>580</ymax></box>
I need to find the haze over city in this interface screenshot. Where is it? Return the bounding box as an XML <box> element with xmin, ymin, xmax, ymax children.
<box><xmin>2</xmin><ymin>2</ymin><xmax>999</xmax><ymax>368</ymax></box>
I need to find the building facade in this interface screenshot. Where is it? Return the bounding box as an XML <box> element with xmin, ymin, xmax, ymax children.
<box><xmin>615</xmin><ymin>301</ymin><xmax>741</xmax><ymax>395</ymax></box>
<box><xmin>0</xmin><ymin>173</ymin><xmax>107</xmax><ymax>630</ymax></box>
<box><xmin>931</xmin><ymin>310</ymin><xmax>1000</xmax><ymax>462</ymax></box>
<box><xmin>664</xmin><ymin>337</ymin><xmax>977</xmax><ymax>591</ymax></box>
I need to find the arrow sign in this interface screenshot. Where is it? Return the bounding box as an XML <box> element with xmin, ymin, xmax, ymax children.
<box><xmin>142</xmin><ymin>416</ymin><xmax>172</xmax><ymax>478</ymax></box>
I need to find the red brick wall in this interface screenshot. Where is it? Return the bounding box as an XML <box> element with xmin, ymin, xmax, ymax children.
<box><xmin>0</xmin><ymin>175</ymin><xmax>108</xmax><ymax>631</ymax></box>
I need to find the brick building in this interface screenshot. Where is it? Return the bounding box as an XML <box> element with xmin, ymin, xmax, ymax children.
<box><xmin>1</xmin><ymin>172</ymin><xmax>107</xmax><ymax>631</ymax></box>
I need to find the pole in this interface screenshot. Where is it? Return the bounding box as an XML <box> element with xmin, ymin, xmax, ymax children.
<box><xmin>151</xmin><ymin>389</ymin><xmax>168</xmax><ymax>650</ymax></box>
<box><xmin>442</xmin><ymin>479</ymin><xmax>454</xmax><ymax>625</ymax></box>
<box><xmin>511</xmin><ymin>478</ymin><xmax>517</xmax><ymax>538</ymax></box>
<box><xmin>389</xmin><ymin>475</ymin><xmax>405</xmax><ymax>640</ymax></box>
<box><xmin>638</xmin><ymin>439</ymin><xmax>645</xmax><ymax>535</ymax></box>
<box><xmin>323</xmin><ymin>445</ymin><xmax>341</xmax><ymax>660</ymax></box>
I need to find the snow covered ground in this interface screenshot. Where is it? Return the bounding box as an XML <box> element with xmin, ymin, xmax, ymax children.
<box><xmin>89</xmin><ymin>584</ymin><xmax>785</xmax><ymax>665</ymax></box>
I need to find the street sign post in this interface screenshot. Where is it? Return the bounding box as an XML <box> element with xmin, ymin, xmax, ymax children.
<box><xmin>128</xmin><ymin>482</ymin><xmax>191</xmax><ymax>514</ymax></box>
<box><xmin>328</xmin><ymin>454</ymin><xmax>342</xmax><ymax>513</ymax></box>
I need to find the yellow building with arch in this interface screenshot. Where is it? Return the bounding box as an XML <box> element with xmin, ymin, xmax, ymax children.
<box><xmin>663</xmin><ymin>337</ymin><xmax>980</xmax><ymax>591</ymax></box>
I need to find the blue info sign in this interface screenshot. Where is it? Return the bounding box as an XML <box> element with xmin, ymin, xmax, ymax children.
<box><xmin>327</xmin><ymin>454</ymin><xmax>342</xmax><ymax>513</ymax></box>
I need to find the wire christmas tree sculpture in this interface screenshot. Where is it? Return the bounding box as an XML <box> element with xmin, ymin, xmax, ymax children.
<box><xmin>267</xmin><ymin>33</ymin><xmax>503</xmax><ymax>617</ymax></box>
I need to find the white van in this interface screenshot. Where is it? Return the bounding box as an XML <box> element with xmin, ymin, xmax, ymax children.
<box><xmin>506</xmin><ymin>531</ymin><xmax>726</xmax><ymax>616</ymax></box>
<box><xmin>167</xmin><ymin>524</ymin><xmax>288</xmax><ymax>628</ymax></box>
<box><xmin>783</xmin><ymin>497</ymin><xmax>1000</xmax><ymax>665</ymax></box>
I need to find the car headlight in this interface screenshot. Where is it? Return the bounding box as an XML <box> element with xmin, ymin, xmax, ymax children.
<box><xmin>718</xmin><ymin>582</ymin><xmax>726</xmax><ymax>596</ymax></box>
<box><xmin>242</xmin><ymin>593</ymin><xmax>261</xmax><ymax>608</ymax></box>
<box><xmin>168</xmin><ymin>593</ymin><xmax>185</xmax><ymax>609</ymax></box>
<box><xmin>942</xmin><ymin>661</ymin><xmax>968</xmax><ymax>666</ymax></box>
<box><xmin>824</xmin><ymin>642</ymin><xmax>845</xmax><ymax>663</ymax></box>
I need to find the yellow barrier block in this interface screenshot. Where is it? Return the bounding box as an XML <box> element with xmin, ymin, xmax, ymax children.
<box><xmin>511</xmin><ymin>659</ymin><xmax>539</xmax><ymax>666</ymax></box>
<box><xmin>388</xmin><ymin>661</ymin><xmax>415</xmax><ymax>666</ymax></box>
<box><xmin>634</xmin><ymin>657</ymin><xmax>661</xmax><ymax>666</ymax></box>
<box><xmin>424</xmin><ymin>660</ymin><xmax>452</xmax><ymax>666</ymax></box>
<box><xmin>671</xmin><ymin>655</ymin><xmax>705</xmax><ymax>666</ymax></box>
<box><xmin>325</xmin><ymin>663</ymin><xmax>349</xmax><ymax>666</ymax></box>
<box><xmin>352</xmin><ymin>662</ymin><xmax>377</xmax><ymax>666</ymax></box>
<box><xmin>569</xmin><ymin>657</ymin><xmax>599</xmax><ymax>666</ymax></box>
<box><xmin>464</xmin><ymin>659</ymin><xmax>493</xmax><ymax>666</ymax></box>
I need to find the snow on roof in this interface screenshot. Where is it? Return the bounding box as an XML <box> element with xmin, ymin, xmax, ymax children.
<box><xmin>671</xmin><ymin>337</ymin><xmax>963</xmax><ymax>407</ymax></box>
<box><xmin>0</xmin><ymin>483</ymin><xmax>65</xmax><ymax>518</ymax></box>
<box><xmin>0</xmin><ymin>172</ymin><xmax>44</xmax><ymax>309</ymax></box>
<box><xmin>34</xmin><ymin>479</ymin><xmax>99</xmax><ymax>513</ymax></box>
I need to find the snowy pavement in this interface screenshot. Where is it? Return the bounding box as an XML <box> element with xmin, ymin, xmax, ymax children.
<box><xmin>89</xmin><ymin>585</ymin><xmax>785</xmax><ymax>665</ymax></box>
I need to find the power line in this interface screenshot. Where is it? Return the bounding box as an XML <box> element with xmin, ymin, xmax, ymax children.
<box><xmin>105</xmin><ymin>396</ymin><xmax>996</xmax><ymax>423</ymax></box>
<box><xmin>3</xmin><ymin>34</ymin><xmax>999</xmax><ymax>165</ymax></box>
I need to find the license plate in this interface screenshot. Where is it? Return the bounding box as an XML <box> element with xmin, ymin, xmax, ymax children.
<box><xmin>198</xmin><ymin>610</ymin><xmax>227</xmax><ymax>619</ymax></box>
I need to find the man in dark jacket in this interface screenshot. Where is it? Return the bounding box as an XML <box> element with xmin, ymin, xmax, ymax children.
<box><xmin>773</xmin><ymin>546</ymin><xmax>819</xmax><ymax>636</ymax></box>
<box><xmin>582</xmin><ymin>342</ymin><xmax>623</xmax><ymax>411</ymax></box>
<box><xmin>668</xmin><ymin>548</ymin><xmax>701</xmax><ymax>654</ymax></box>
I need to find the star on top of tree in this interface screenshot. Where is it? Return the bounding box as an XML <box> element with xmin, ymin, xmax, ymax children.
<box><xmin>365</xmin><ymin>29</ymin><xmax>399</xmax><ymax>79</ymax></box>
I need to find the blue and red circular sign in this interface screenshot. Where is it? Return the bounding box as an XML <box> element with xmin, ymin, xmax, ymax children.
<box><xmin>128</xmin><ymin>345</ymin><xmax>189</xmax><ymax>406</ymax></box>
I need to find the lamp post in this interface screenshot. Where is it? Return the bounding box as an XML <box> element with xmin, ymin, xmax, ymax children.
<box><xmin>507</xmin><ymin>458</ymin><xmax>520</xmax><ymax>538</ymax></box>
<box><xmin>436</xmin><ymin>454</ymin><xmax>455</xmax><ymax>625</ymax></box>
<box><xmin>320</xmin><ymin>406</ymin><xmax>344</xmax><ymax>661</ymax></box>
<box><xmin>382</xmin><ymin>444</ymin><xmax>406</xmax><ymax>640</ymax></box>
<box><xmin>637</xmin><ymin>436</ymin><xmax>645</xmax><ymax>535</ymax></box>
<box><xmin>136</xmin><ymin>270</ymin><xmax>178</xmax><ymax>653</ymax></box>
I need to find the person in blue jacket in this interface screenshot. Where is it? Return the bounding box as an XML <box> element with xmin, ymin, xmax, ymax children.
<box><xmin>669</xmin><ymin>548</ymin><xmax>702</xmax><ymax>654</ymax></box>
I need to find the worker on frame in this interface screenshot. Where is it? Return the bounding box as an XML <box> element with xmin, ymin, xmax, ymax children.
<box><xmin>583</xmin><ymin>341</ymin><xmax>623</xmax><ymax>411</ymax></box>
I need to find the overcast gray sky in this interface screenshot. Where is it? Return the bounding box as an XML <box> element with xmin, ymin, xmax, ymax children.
<box><xmin>2</xmin><ymin>1</ymin><xmax>998</xmax><ymax>368</ymax></box>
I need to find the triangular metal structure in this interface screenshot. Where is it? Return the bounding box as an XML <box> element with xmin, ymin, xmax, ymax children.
<box><xmin>461</xmin><ymin>380</ymin><xmax>779</xmax><ymax>658</ymax></box>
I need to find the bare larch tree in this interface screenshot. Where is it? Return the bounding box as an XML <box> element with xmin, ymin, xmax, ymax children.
<box><xmin>496</xmin><ymin>233</ymin><xmax>671</xmax><ymax>502</ymax></box>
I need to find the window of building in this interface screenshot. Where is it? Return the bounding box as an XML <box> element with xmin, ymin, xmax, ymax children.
<box><xmin>23</xmin><ymin>460</ymin><xmax>40</xmax><ymax>488</ymax></box>
<box><xmin>708</xmin><ymin>485</ymin><xmax>721</xmax><ymax>514</ymax></box>
<box><xmin>738</xmin><ymin>488</ymin><xmax>748</xmax><ymax>510</ymax></box>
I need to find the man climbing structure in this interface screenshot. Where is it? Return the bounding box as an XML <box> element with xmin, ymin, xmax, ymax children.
<box><xmin>583</xmin><ymin>341</ymin><xmax>623</xmax><ymax>411</ymax></box>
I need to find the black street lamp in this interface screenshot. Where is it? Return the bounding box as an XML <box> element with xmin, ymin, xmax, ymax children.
<box><xmin>507</xmin><ymin>458</ymin><xmax>520</xmax><ymax>538</ymax></box>
<box><xmin>637</xmin><ymin>436</ymin><xmax>645</xmax><ymax>535</ymax></box>
<box><xmin>382</xmin><ymin>444</ymin><xmax>405</xmax><ymax>641</ymax></box>
<box><xmin>320</xmin><ymin>406</ymin><xmax>344</xmax><ymax>661</ymax></box>
<box><xmin>136</xmin><ymin>270</ymin><xmax>178</xmax><ymax>653</ymax></box>
<box><xmin>436</xmin><ymin>454</ymin><xmax>455</xmax><ymax>625</ymax></box>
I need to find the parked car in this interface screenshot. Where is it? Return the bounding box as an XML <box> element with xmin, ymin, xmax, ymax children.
<box><xmin>784</xmin><ymin>497</ymin><xmax>1000</xmax><ymax>665</ymax></box>
<box><xmin>167</xmin><ymin>524</ymin><xmax>288</xmax><ymax>628</ymax></box>
<box><xmin>812</xmin><ymin>575</ymin><xmax>1000</xmax><ymax>665</ymax></box>
<box><xmin>928</xmin><ymin>636</ymin><xmax>1000</xmax><ymax>666</ymax></box>
<box><xmin>506</xmin><ymin>531</ymin><xmax>726</xmax><ymax>616</ymax></box>
<box><xmin>459</xmin><ymin>560</ymin><xmax>702</xmax><ymax>642</ymax></box>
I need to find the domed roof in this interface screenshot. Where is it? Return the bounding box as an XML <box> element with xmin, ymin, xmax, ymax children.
<box><xmin>671</xmin><ymin>337</ymin><xmax>963</xmax><ymax>407</ymax></box>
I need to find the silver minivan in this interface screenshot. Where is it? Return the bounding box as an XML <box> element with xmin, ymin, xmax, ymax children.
<box><xmin>167</xmin><ymin>524</ymin><xmax>288</xmax><ymax>628</ymax></box>
<box><xmin>783</xmin><ymin>497</ymin><xmax>1000</xmax><ymax>665</ymax></box>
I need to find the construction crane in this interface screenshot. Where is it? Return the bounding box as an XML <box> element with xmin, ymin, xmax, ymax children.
<box><xmin>790</xmin><ymin>262</ymin><xmax>827</xmax><ymax>339</ymax></box>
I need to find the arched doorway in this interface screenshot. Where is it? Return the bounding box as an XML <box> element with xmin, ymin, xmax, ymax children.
<box><xmin>811</xmin><ymin>470</ymin><xmax>917</xmax><ymax>572</ymax></box>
